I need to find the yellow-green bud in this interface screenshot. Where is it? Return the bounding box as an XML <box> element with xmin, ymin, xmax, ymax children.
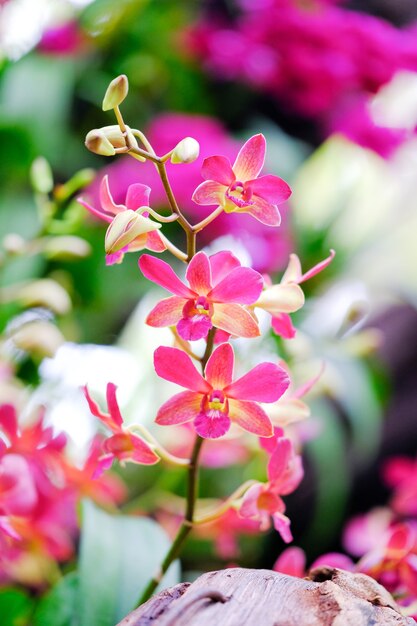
<box><xmin>11</xmin><ymin>321</ymin><xmax>64</xmax><ymax>358</ymax></box>
<box><xmin>42</xmin><ymin>236</ymin><xmax>91</xmax><ymax>260</ymax></box>
<box><xmin>85</xmin><ymin>129</ymin><xmax>116</xmax><ymax>156</ymax></box>
<box><xmin>170</xmin><ymin>137</ymin><xmax>200</xmax><ymax>164</ymax></box>
<box><xmin>17</xmin><ymin>279</ymin><xmax>71</xmax><ymax>315</ymax></box>
<box><xmin>102</xmin><ymin>74</ymin><xmax>129</xmax><ymax>111</ymax></box>
<box><xmin>85</xmin><ymin>125</ymin><xmax>143</xmax><ymax>160</ymax></box>
<box><xmin>30</xmin><ymin>157</ymin><xmax>54</xmax><ymax>194</ymax></box>
<box><xmin>105</xmin><ymin>211</ymin><xmax>161</xmax><ymax>254</ymax></box>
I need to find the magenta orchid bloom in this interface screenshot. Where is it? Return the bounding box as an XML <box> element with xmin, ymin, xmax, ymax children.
<box><xmin>192</xmin><ymin>134</ymin><xmax>291</xmax><ymax>226</ymax></box>
<box><xmin>239</xmin><ymin>436</ymin><xmax>303</xmax><ymax>543</ymax></box>
<box><xmin>154</xmin><ymin>342</ymin><xmax>289</xmax><ymax>439</ymax></box>
<box><xmin>140</xmin><ymin>250</ymin><xmax>263</xmax><ymax>340</ymax></box>
<box><xmin>83</xmin><ymin>383</ymin><xmax>159</xmax><ymax>473</ymax></box>
<box><xmin>78</xmin><ymin>175</ymin><xmax>166</xmax><ymax>265</ymax></box>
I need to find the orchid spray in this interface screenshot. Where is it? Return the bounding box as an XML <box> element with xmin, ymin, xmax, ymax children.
<box><xmin>80</xmin><ymin>75</ymin><xmax>334</xmax><ymax>606</ymax></box>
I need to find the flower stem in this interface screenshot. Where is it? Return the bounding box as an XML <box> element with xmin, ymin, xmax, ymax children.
<box><xmin>136</xmin><ymin>435</ymin><xmax>204</xmax><ymax>606</ymax></box>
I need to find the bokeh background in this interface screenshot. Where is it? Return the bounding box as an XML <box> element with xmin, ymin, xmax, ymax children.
<box><xmin>1</xmin><ymin>0</ymin><xmax>417</xmax><ymax>623</ymax></box>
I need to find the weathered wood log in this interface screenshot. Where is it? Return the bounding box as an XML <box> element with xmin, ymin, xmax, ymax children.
<box><xmin>117</xmin><ymin>567</ymin><xmax>414</xmax><ymax>626</ymax></box>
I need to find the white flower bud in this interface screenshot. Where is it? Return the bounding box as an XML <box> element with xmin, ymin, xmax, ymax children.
<box><xmin>102</xmin><ymin>75</ymin><xmax>129</xmax><ymax>111</ymax></box>
<box><xmin>170</xmin><ymin>137</ymin><xmax>200</xmax><ymax>164</ymax></box>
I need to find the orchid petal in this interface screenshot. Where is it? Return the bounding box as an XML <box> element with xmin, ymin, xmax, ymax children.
<box><xmin>209</xmin><ymin>251</ymin><xmax>241</xmax><ymax>285</ymax></box>
<box><xmin>192</xmin><ymin>180</ymin><xmax>226</xmax><ymax>206</ymax></box>
<box><xmin>201</xmin><ymin>155</ymin><xmax>235</xmax><ymax>185</ymax></box>
<box><xmin>212</xmin><ymin>303</ymin><xmax>260</xmax><ymax>338</ymax></box>
<box><xmin>267</xmin><ymin>438</ymin><xmax>292</xmax><ymax>482</ymax></box>
<box><xmin>233</xmin><ymin>134</ymin><xmax>265</xmax><ymax>181</ymax></box>
<box><xmin>186</xmin><ymin>252</ymin><xmax>212</xmax><ymax>295</ymax></box>
<box><xmin>100</xmin><ymin>175</ymin><xmax>126</xmax><ymax>215</ymax></box>
<box><xmin>208</xmin><ymin>266</ymin><xmax>263</xmax><ymax>304</ymax></box>
<box><xmin>146</xmin><ymin>296</ymin><xmax>185</xmax><ymax>327</ymax></box>
<box><xmin>243</xmin><ymin>197</ymin><xmax>282</xmax><ymax>226</ymax></box>
<box><xmin>0</xmin><ymin>404</ymin><xmax>18</xmax><ymax>443</ymax></box>
<box><xmin>205</xmin><ymin>343</ymin><xmax>234</xmax><ymax>389</ymax></box>
<box><xmin>256</xmin><ymin>284</ymin><xmax>305</xmax><ymax>315</ymax></box>
<box><xmin>77</xmin><ymin>197</ymin><xmax>113</xmax><ymax>223</ymax></box>
<box><xmin>225</xmin><ymin>362</ymin><xmax>290</xmax><ymax>403</ymax></box>
<box><xmin>130</xmin><ymin>434</ymin><xmax>160</xmax><ymax>465</ymax></box>
<box><xmin>248</xmin><ymin>174</ymin><xmax>292</xmax><ymax>205</ymax></box>
<box><xmin>228</xmin><ymin>399</ymin><xmax>273</xmax><ymax>437</ymax></box>
<box><xmin>267</xmin><ymin>399</ymin><xmax>310</xmax><ymax>427</ymax></box>
<box><xmin>125</xmin><ymin>183</ymin><xmax>151</xmax><ymax>211</ymax></box>
<box><xmin>139</xmin><ymin>254</ymin><xmax>195</xmax><ymax>298</ymax></box>
<box><xmin>271</xmin><ymin>313</ymin><xmax>297</xmax><ymax>339</ymax></box>
<box><xmin>281</xmin><ymin>254</ymin><xmax>303</xmax><ymax>284</ymax></box>
<box><xmin>273</xmin><ymin>547</ymin><xmax>306</xmax><ymax>577</ymax></box>
<box><xmin>298</xmin><ymin>249</ymin><xmax>336</xmax><ymax>284</ymax></box>
<box><xmin>239</xmin><ymin>483</ymin><xmax>263</xmax><ymax>518</ymax></box>
<box><xmin>177</xmin><ymin>315</ymin><xmax>212</xmax><ymax>341</ymax></box>
<box><xmin>83</xmin><ymin>386</ymin><xmax>117</xmax><ymax>432</ymax></box>
<box><xmin>106</xmin><ymin>250</ymin><xmax>125</xmax><ymax>265</ymax></box>
<box><xmin>156</xmin><ymin>390</ymin><xmax>202</xmax><ymax>425</ymax></box>
<box><xmin>154</xmin><ymin>346</ymin><xmax>211</xmax><ymax>393</ymax></box>
<box><xmin>145</xmin><ymin>230</ymin><xmax>167</xmax><ymax>252</ymax></box>
<box><xmin>106</xmin><ymin>383</ymin><xmax>124</xmax><ymax>429</ymax></box>
<box><xmin>272</xmin><ymin>512</ymin><xmax>293</xmax><ymax>543</ymax></box>
<box><xmin>194</xmin><ymin>411</ymin><xmax>231</xmax><ymax>439</ymax></box>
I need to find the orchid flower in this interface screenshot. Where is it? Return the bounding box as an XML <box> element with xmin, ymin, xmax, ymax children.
<box><xmin>239</xmin><ymin>436</ymin><xmax>303</xmax><ymax>542</ymax></box>
<box><xmin>255</xmin><ymin>249</ymin><xmax>335</xmax><ymax>338</ymax></box>
<box><xmin>139</xmin><ymin>250</ymin><xmax>263</xmax><ymax>340</ymax></box>
<box><xmin>83</xmin><ymin>383</ymin><xmax>159</xmax><ymax>473</ymax></box>
<box><xmin>78</xmin><ymin>175</ymin><xmax>165</xmax><ymax>265</ymax></box>
<box><xmin>192</xmin><ymin>134</ymin><xmax>291</xmax><ymax>225</ymax></box>
<box><xmin>154</xmin><ymin>342</ymin><xmax>289</xmax><ymax>439</ymax></box>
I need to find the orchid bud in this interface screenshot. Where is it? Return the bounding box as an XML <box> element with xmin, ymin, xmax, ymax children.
<box><xmin>85</xmin><ymin>129</ymin><xmax>116</xmax><ymax>156</ymax></box>
<box><xmin>2</xmin><ymin>234</ymin><xmax>25</xmax><ymax>255</ymax></box>
<box><xmin>102</xmin><ymin>75</ymin><xmax>129</xmax><ymax>111</ymax></box>
<box><xmin>170</xmin><ymin>137</ymin><xmax>200</xmax><ymax>164</ymax></box>
<box><xmin>105</xmin><ymin>211</ymin><xmax>161</xmax><ymax>254</ymax></box>
<box><xmin>85</xmin><ymin>125</ymin><xmax>143</xmax><ymax>160</ymax></box>
<box><xmin>16</xmin><ymin>279</ymin><xmax>71</xmax><ymax>315</ymax></box>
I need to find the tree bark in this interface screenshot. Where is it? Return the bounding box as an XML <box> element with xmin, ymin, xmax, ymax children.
<box><xmin>118</xmin><ymin>567</ymin><xmax>414</xmax><ymax>626</ymax></box>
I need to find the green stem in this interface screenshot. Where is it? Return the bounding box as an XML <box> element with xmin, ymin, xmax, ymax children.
<box><xmin>136</xmin><ymin>435</ymin><xmax>204</xmax><ymax>606</ymax></box>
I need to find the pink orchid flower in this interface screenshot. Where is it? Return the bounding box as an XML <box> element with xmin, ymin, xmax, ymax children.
<box><xmin>154</xmin><ymin>342</ymin><xmax>289</xmax><ymax>439</ymax></box>
<box><xmin>78</xmin><ymin>175</ymin><xmax>166</xmax><ymax>265</ymax></box>
<box><xmin>239</xmin><ymin>436</ymin><xmax>303</xmax><ymax>542</ymax></box>
<box><xmin>256</xmin><ymin>249</ymin><xmax>335</xmax><ymax>339</ymax></box>
<box><xmin>192</xmin><ymin>134</ymin><xmax>291</xmax><ymax>225</ymax></box>
<box><xmin>139</xmin><ymin>250</ymin><xmax>263</xmax><ymax>340</ymax></box>
<box><xmin>83</xmin><ymin>383</ymin><xmax>159</xmax><ymax>473</ymax></box>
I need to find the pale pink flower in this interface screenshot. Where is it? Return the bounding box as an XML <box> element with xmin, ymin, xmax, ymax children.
<box><xmin>192</xmin><ymin>134</ymin><xmax>291</xmax><ymax>225</ymax></box>
<box><xmin>78</xmin><ymin>175</ymin><xmax>165</xmax><ymax>265</ymax></box>
<box><xmin>239</xmin><ymin>435</ymin><xmax>303</xmax><ymax>542</ymax></box>
<box><xmin>83</xmin><ymin>383</ymin><xmax>159</xmax><ymax>472</ymax></box>
<box><xmin>140</xmin><ymin>250</ymin><xmax>263</xmax><ymax>340</ymax></box>
<box><xmin>257</xmin><ymin>249</ymin><xmax>335</xmax><ymax>338</ymax></box>
<box><xmin>154</xmin><ymin>342</ymin><xmax>289</xmax><ymax>439</ymax></box>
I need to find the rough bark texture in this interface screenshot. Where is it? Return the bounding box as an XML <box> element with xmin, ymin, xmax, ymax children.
<box><xmin>117</xmin><ymin>567</ymin><xmax>414</xmax><ymax>626</ymax></box>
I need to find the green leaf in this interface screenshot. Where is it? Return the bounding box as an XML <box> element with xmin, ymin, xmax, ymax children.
<box><xmin>78</xmin><ymin>500</ymin><xmax>179</xmax><ymax>626</ymax></box>
<box><xmin>34</xmin><ymin>572</ymin><xmax>79</xmax><ymax>626</ymax></box>
<box><xmin>0</xmin><ymin>587</ymin><xmax>33</xmax><ymax>626</ymax></box>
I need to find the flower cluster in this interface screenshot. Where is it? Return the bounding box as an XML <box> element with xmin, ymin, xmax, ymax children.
<box><xmin>79</xmin><ymin>74</ymin><xmax>333</xmax><ymax>605</ymax></box>
<box><xmin>188</xmin><ymin>0</ymin><xmax>417</xmax><ymax>155</ymax></box>
<box><xmin>274</xmin><ymin>451</ymin><xmax>417</xmax><ymax>619</ymax></box>
<box><xmin>0</xmin><ymin>402</ymin><xmax>124</xmax><ymax>585</ymax></box>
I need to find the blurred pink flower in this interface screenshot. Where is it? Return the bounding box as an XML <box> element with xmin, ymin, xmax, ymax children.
<box><xmin>383</xmin><ymin>455</ymin><xmax>417</xmax><ymax>517</ymax></box>
<box><xmin>140</xmin><ymin>250</ymin><xmax>263</xmax><ymax>340</ymax></box>
<box><xmin>38</xmin><ymin>21</ymin><xmax>86</xmax><ymax>56</ymax></box>
<box><xmin>239</xmin><ymin>435</ymin><xmax>303</xmax><ymax>542</ymax></box>
<box><xmin>83</xmin><ymin>383</ymin><xmax>160</xmax><ymax>471</ymax></box>
<box><xmin>154</xmin><ymin>342</ymin><xmax>289</xmax><ymax>439</ymax></box>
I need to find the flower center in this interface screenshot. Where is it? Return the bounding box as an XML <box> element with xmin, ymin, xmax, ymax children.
<box><xmin>225</xmin><ymin>181</ymin><xmax>253</xmax><ymax>209</ymax></box>
<box><xmin>208</xmin><ymin>390</ymin><xmax>226</xmax><ymax>411</ymax></box>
